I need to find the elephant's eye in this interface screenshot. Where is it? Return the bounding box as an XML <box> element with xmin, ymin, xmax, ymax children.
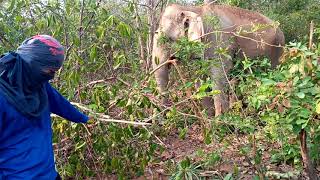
<box><xmin>180</xmin><ymin>12</ymin><xmax>185</xmax><ymax>19</ymax></box>
<box><xmin>184</xmin><ymin>19</ymin><xmax>190</xmax><ymax>29</ymax></box>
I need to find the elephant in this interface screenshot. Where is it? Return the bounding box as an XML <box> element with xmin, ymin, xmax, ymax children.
<box><xmin>152</xmin><ymin>3</ymin><xmax>285</xmax><ymax>116</ymax></box>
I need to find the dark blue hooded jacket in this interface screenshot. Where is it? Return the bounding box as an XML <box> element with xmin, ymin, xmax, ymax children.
<box><xmin>0</xmin><ymin>83</ymin><xmax>88</xmax><ymax>179</ymax></box>
<box><xmin>0</xmin><ymin>35</ymin><xmax>88</xmax><ymax>179</ymax></box>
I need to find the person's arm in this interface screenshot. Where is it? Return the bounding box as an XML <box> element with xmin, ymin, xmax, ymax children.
<box><xmin>0</xmin><ymin>102</ymin><xmax>2</xmax><ymax>137</ymax></box>
<box><xmin>46</xmin><ymin>83</ymin><xmax>89</xmax><ymax>123</ymax></box>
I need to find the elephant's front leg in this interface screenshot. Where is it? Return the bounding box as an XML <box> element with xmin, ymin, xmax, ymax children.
<box><xmin>202</xmin><ymin>96</ymin><xmax>215</xmax><ymax>117</ymax></box>
<box><xmin>153</xmin><ymin>63</ymin><xmax>171</xmax><ymax>106</ymax></box>
<box><xmin>152</xmin><ymin>32</ymin><xmax>172</xmax><ymax>107</ymax></box>
<box><xmin>195</xmin><ymin>80</ymin><xmax>215</xmax><ymax>117</ymax></box>
<box><xmin>211</xmin><ymin>59</ymin><xmax>232</xmax><ymax>116</ymax></box>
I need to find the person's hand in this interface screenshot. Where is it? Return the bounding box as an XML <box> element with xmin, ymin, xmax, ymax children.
<box><xmin>87</xmin><ymin>116</ymin><xmax>95</xmax><ymax>124</ymax></box>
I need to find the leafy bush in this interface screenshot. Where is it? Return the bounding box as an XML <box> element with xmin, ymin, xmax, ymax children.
<box><xmin>229</xmin><ymin>41</ymin><xmax>320</xmax><ymax>167</ymax></box>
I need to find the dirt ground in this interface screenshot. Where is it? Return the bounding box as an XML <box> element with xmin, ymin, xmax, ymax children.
<box><xmin>130</xmin><ymin>124</ymin><xmax>319</xmax><ymax>180</ymax></box>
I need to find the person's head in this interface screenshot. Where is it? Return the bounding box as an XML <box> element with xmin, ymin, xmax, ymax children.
<box><xmin>16</xmin><ymin>35</ymin><xmax>64</xmax><ymax>84</ymax></box>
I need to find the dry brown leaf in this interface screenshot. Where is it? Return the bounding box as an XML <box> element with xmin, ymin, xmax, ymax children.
<box><xmin>289</xmin><ymin>48</ymin><xmax>299</xmax><ymax>57</ymax></box>
<box><xmin>268</xmin><ymin>102</ymin><xmax>276</xmax><ymax>110</ymax></box>
<box><xmin>282</xmin><ymin>99</ymin><xmax>291</xmax><ymax>108</ymax></box>
<box><xmin>273</xmin><ymin>95</ymin><xmax>280</xmax><ymax>103</ymax></box>
<box><xmin>306</xmin><ymin>58</ymin><xmax>313</xmax><ymax>70</ymax></box>
<box><xmin>256</xmin><ymin>80</ymin><xmax>262</xmax><ymax>87</ymax></box>
<box><xmin>278</xmin><ymin>104</ymin><xmax>284</xmax><ymax>113</ymax></box>
<box><xmin>276</xmin><ymin>82</ymin><xmax>286</xmax><ymax>88</ymax></box>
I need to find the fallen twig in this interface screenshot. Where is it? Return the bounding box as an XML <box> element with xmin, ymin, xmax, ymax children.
<box><xmin>143</xmin><ymin>125</ymin><xmax>168</xmax><ymax>148</ymax></box>
<box><xmin>98</xmin><ymin>118</ymin><xmax>152</xmax><ymax>126</ymax></box>
<box><xmin>143</xmin><ymin>97</ymin><xmax>192</xmax><ymax>123</ymax></box>
<box><xmin>117</xmin><ymin>77</ymin><xmax>131</xmax><ymax>87</ymax></box>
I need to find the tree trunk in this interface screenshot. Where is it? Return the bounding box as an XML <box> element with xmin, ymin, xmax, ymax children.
<box><xmin>146</xmin><ymin>0</ymin><xmax>157</xmax><ymax>72</ymax></box>
<box><xmin>133</xmin><ymin>0</ymin><xmax>146</xmax><ymax>65</ymax></box>
<box><xmin>299</xmin><ymin>130</ymin><xmax>319</xmax><ymax>180</ymax></box>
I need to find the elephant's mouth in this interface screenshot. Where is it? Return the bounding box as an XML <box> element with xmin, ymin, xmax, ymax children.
<box><xmin>169</xmin><ymin>55</ymin><xmax>179</xmax><ymax>61</ymax></box>
<box><xmin>168</xmin><ymin>55</ymin><xmax>181</xmax><ymax>69</ymax></box>
<box><xmin>169</xmin><ymin>55</ymin><xmax>184</xmax><ymax>64</ymax></box>
<box><xmin>169</xmin><ymin>55</ymin><xmax>201</xmax><ymax>62</ymax></box>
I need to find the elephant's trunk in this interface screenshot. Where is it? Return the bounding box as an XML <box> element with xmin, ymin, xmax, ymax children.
<box><xmin>152</xmin><ymin>32</ymin><xmax>171</xmax><ymax>105</ymax></box>
<box><xmin>154</xmin><ymin>62</ymin><xmax>169</xmax><ymax>96</ymax></box>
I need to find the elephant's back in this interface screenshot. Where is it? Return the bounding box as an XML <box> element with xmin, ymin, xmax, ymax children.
<box><xmin>209</xmin><ymin>4</ymin><xmax>273</xmax><ymax>25</ymax></box>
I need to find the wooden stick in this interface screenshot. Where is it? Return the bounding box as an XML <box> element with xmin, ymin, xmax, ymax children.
<box><xmin>143</xmin><ymin>125</ymin><xmax>168</xmax><ymax>148</ymax></box>
<box><xmin>51</xmin><ymin>113</ymin><xmax>152</xmax><ymax>126</ymax></box>
<box><xmin>51</xmin><ymin>102</ymin><xmax>152</xmax><ymax>126</ymax></box>
<box><xmin>98</xmin><ymin>118</ymin><xmax>152</xmax><ymax>126</ymax></box>
<box><xmin>309</xmin><ymin>21</ymin><xmax>314</xmax><ymax>50</ymax></box>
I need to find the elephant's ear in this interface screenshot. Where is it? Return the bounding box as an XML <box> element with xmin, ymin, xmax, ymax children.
<box><xmin>187</xmin><ymin>16</ymin><xmax>204</xmax><ymax>42</ymax></box>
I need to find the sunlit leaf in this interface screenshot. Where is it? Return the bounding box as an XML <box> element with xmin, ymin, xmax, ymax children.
<box><xmin>295</xmin><ymin>92</ymin><xmax>305</xmax><ymax>98</ymax></box>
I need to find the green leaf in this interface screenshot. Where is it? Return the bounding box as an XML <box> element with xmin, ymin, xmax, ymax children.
<box><xmin>296</xmin><ymin>118</ymin><xmax>307</xmax><ymax>125</ymax></box>
<box><xmin>204</xmin><ymin>131</ymin><xmax>212</xmax><ymax>145</ymax></box>
<box><xmin>111</xmin><ymin>157</ymin><xmax>119</xmax><ymax>168</ymax></box>
<box><xmin>75</xmin><ymin>141</ymin><xmax>86</xmax><ymax>151</ymax></box>
<box><xmin>224</xmin><ymin>173</ymin><xmax>233</xmax><ymax>180</ymax></box>
<box><xmin>116</xmin><ymin>99</ymin><xmax>126</xmax><ymax>107</ymax></box>
<box><xmin>7</xmin><ymin>0</ymin><xmax>15</xmax><ymax>11</ymax></box>
<box><xmin>47</xmin><ymin>15</ymin><xmax>51</xmax><ymax>27</ymax></box>
<box><xmin>117</xmin><ymin>22</ymin><xmax>131</xmax><ymax>37</ymax></box>
<box><xmin>198</xmin><ymin>83</ymin><xmax>210</xmax><ymax>92</ymax></box>
<box><xmin>128</xmin><ymin>2</ymin><xmax>134</xmax><ymax>12</ymax></box>
<box><xmin>193</xmin><ymin>91</ymin><xmax>206</xmax><ymax>99</ymax></box>
<box><xmin>113</xmin><ymin>62</ymin><xmax>121</xmax><ymax>70</ymax></box>
<box><xmin>302</xmin><ymin>121</ymin><xmax>309</xmax><ymax>129</ymax></box>
<box><xmin>185</xmin><ymin>81</ymin><xmax>193</xmax><ymax>88</ymax></box>
<box><xmin>142</xmin><ymin>88</ymin><xmax>153</xmax><ymax>93</ymax></box>
<box><xmin>180</xmin><ymin>157</ymin><xmax>191</xmax><ymax>169</ymax></box>
<box><xmin>96</xmin><ymin>25</ymin><xmax>105</xmax><ymax>39</ymax></box>
<box><xmin>293</xmin><ymin>76</ymin><xmax>300</xmax><ymax>86</ymax></box>
<box><xmin>178</xmin><ymin>127</ymin><xmax>188</xmax><ymax>140</ymax></box>
<box><xmin>293</xmin><ymin>124</ymin><xmax>302</xmax><ymax>134</ymax></box>
<box><xmin>298</xmin><ymin>108</ymin><xmax>311</xmax><ymax>119</ymax></box>
<box><xmin>106</xmin><ymin>15</ymin><xmax>115</xmax><ymax>26</ymax></box>
<box><xmin>89</xmin><ymin>46</ymin><xmax>97</xmax><ymax>61</ymax></box>
<box><xmin>208</xmin><ymin>90</ymin><xmax>221</xmax><ymax>96</ymax></box>
<box><xmin>316</xmin><ymin>102</ymin><xmax>320</xmax><ymax>114</ymax></box>
<box><xmin>295</xmin><ymin>92</ymin><xmax>305</xmax><ymax>98</ymax></box>
<box><xmin>261</xmin><ymin>78</ymin><xmax>276</xmax><ymax>86</ymax></box>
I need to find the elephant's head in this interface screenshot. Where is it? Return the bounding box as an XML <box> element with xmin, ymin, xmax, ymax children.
<box><xmin>159</xmin><ymin>5</ymin><xmax>204</xmax><ymax>42</ymax></box>
<box><xmin>152</xmin><ymin>5</ymin><xmax>206</xmax><ymax>106</ymax></box>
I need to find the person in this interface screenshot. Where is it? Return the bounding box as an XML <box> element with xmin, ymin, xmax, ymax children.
<box><xmin>0</xmin><ymin>35</ymin><xmax>89</xmax><ymax>180</ymax></box>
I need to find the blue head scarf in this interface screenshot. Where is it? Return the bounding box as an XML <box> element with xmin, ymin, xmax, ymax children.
<box><xmin>0</xmin><ymin>35</ymin><xmax>64</xmax><ymax>118</ymax></box>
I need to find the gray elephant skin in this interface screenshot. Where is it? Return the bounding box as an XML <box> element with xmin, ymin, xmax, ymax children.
<box><xmin>152</xmin><ymin>3</ymin><xmax>285</xmax><ymax>116</ymax></box>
